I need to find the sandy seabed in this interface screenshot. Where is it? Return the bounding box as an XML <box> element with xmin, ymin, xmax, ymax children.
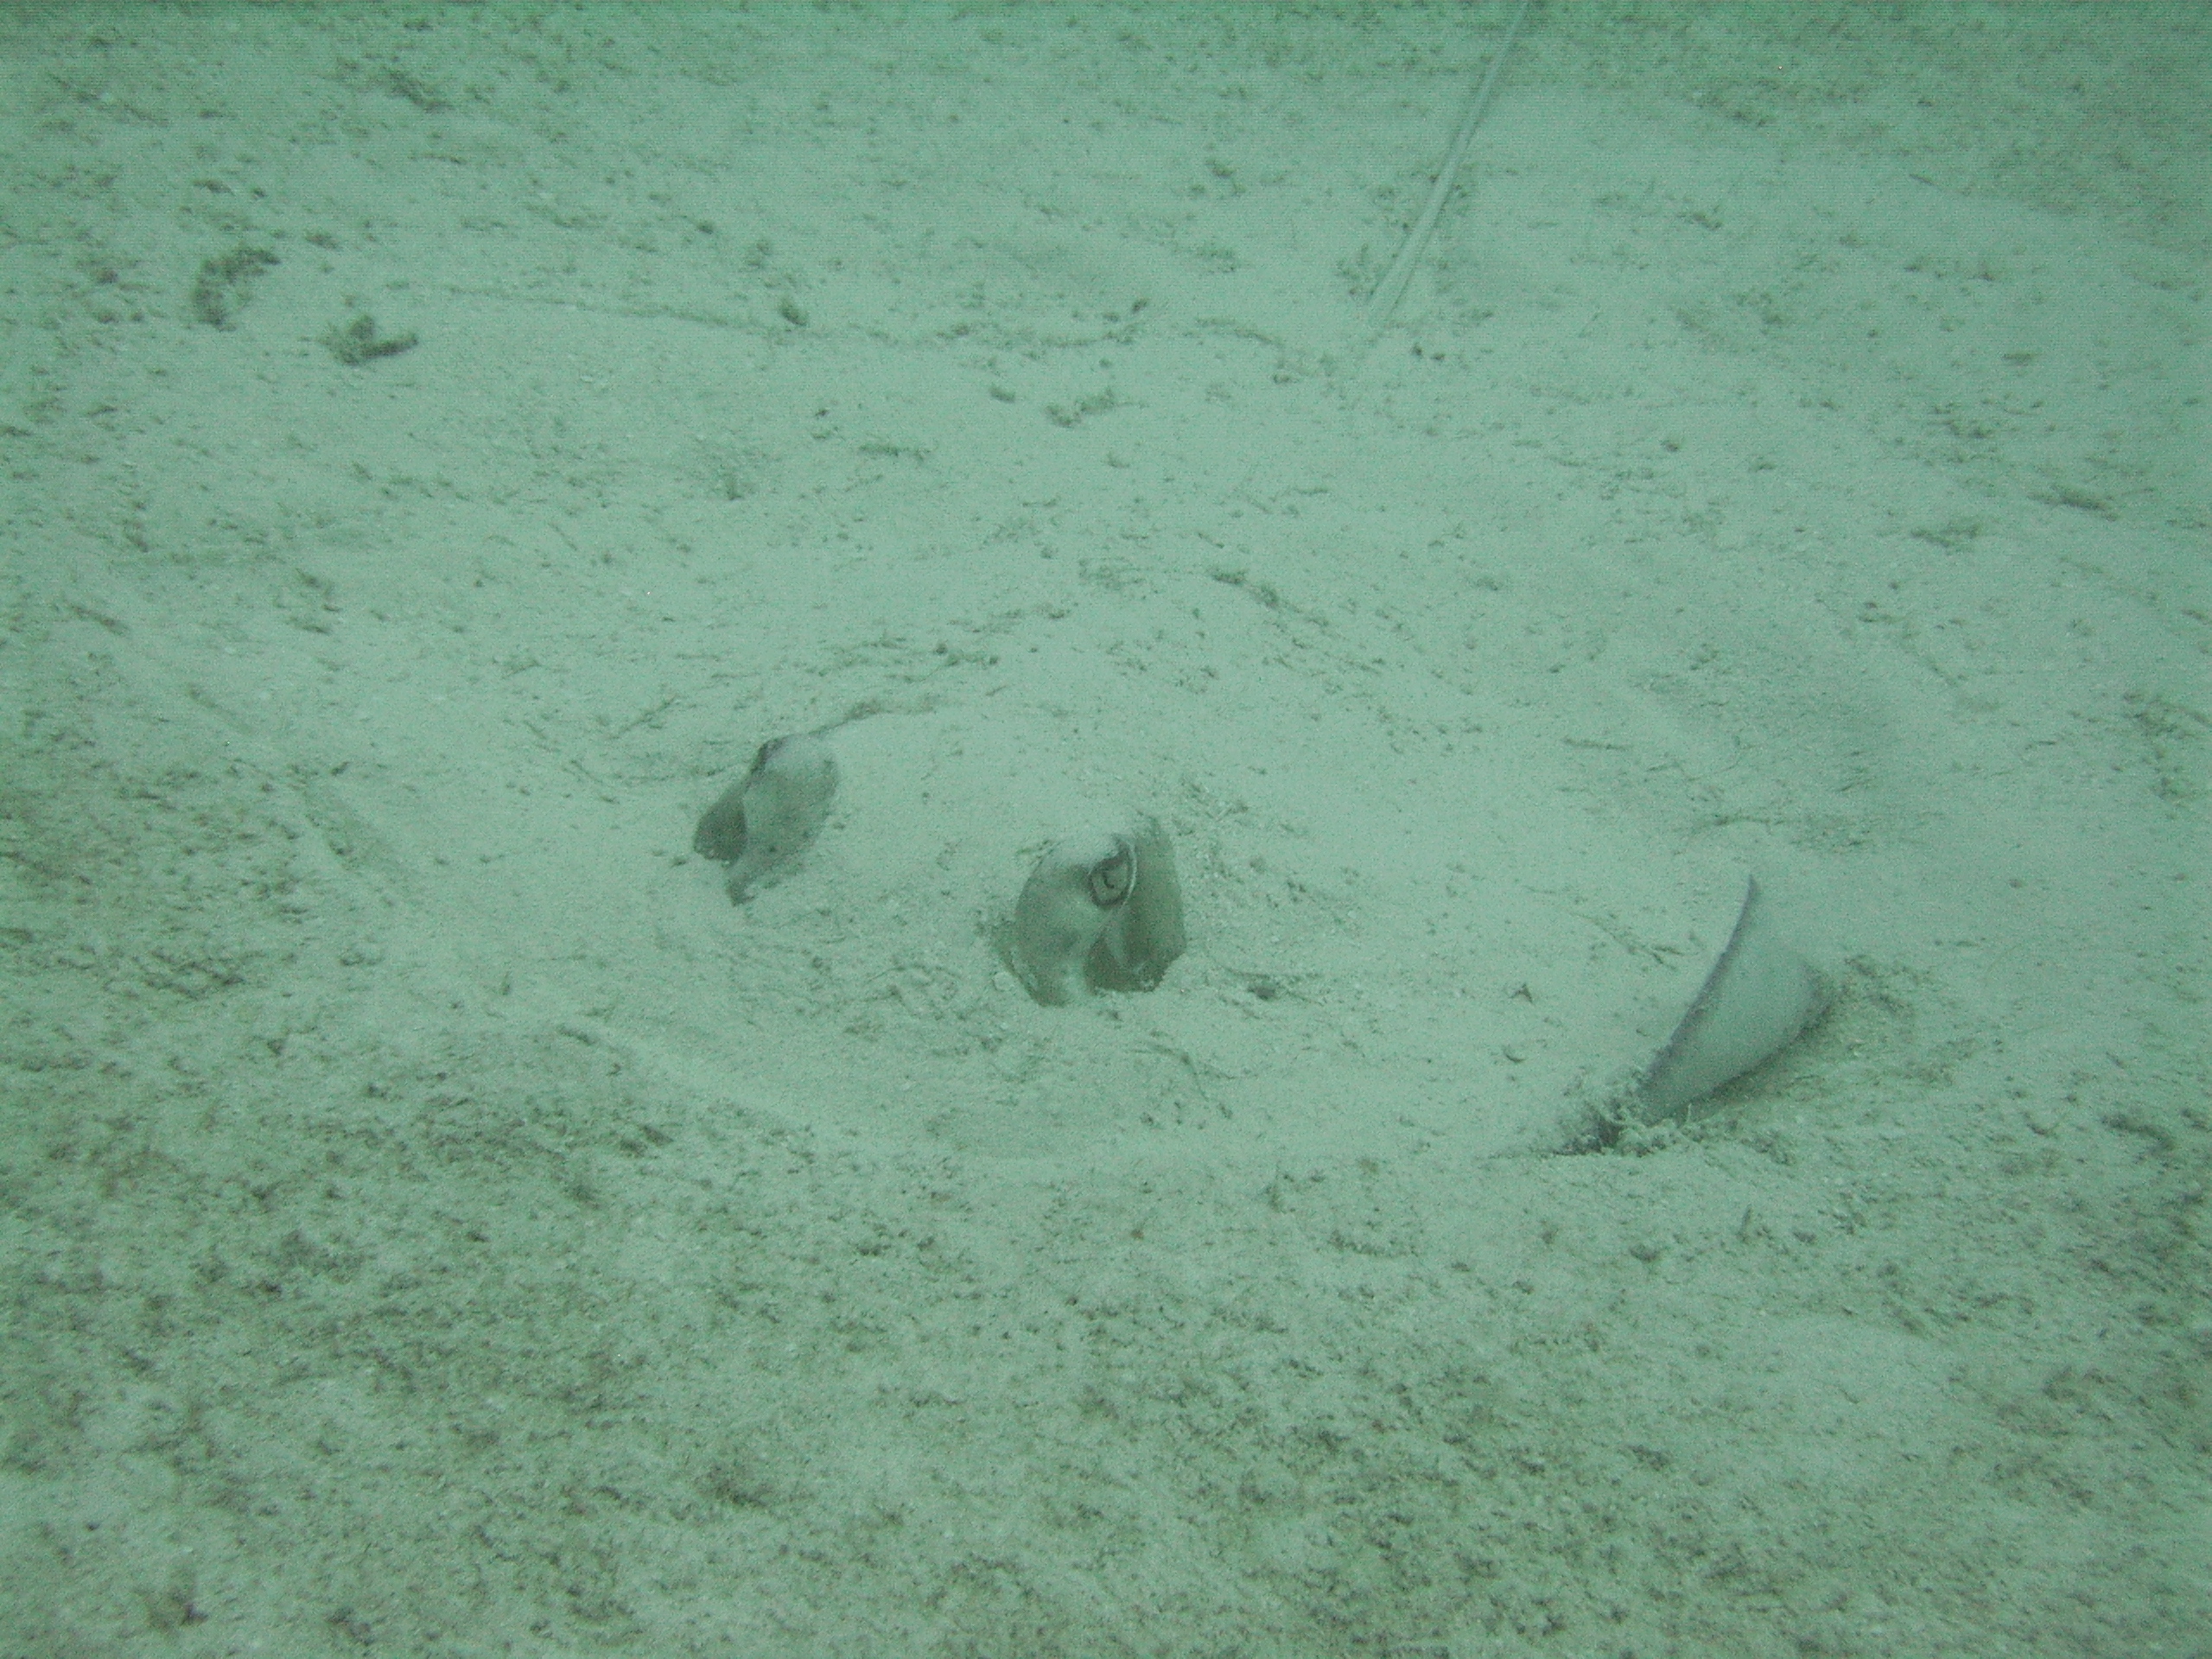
<box><xmin>2</xmin><ymin>5</ymin><xmax>2205</xmax><ymax>1655</ymax></box>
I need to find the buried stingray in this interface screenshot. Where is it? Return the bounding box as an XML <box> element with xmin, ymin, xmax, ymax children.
<box><xmin>1638</xmin><ymin>877</ymin><xmax>1830</xmax><ymax>1117</ymax></box>
<box><xmin>692</xmin><ymin>730</ymin><xmax>839</xmax><ymax>902</ymax></box>
<box><xmin>1575</xmin><ymin>877</ymin><xmax>1832</xmax><ymax>1147</ymax></box>
<box><xmin>1001</xmin><ymin>814</ymin><xmax>1187</xmax><ymax>1007</ymax></box>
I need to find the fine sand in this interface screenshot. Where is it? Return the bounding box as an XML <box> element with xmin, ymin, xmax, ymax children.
<box><xmin>2</xmin><ymin>5</ymin><xmax>2204</xmax><ymax>1655</ymax></box>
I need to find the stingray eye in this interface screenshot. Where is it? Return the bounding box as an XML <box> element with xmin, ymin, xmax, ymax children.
<box><xmin>1086</xmin><ymin>841</ymin><xmax>1135</xmax><ymax>909</ymax></box>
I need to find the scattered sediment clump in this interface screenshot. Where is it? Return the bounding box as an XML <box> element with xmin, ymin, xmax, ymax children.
<box><xmin>188</xmin><ymin>245</ymin><xmax>278</xmax><ymax>327</ymax></box>
<box><xmin>324</xmin><ymin>313</ymin><xmax>420</xmax><ymax>365</ymax></box>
